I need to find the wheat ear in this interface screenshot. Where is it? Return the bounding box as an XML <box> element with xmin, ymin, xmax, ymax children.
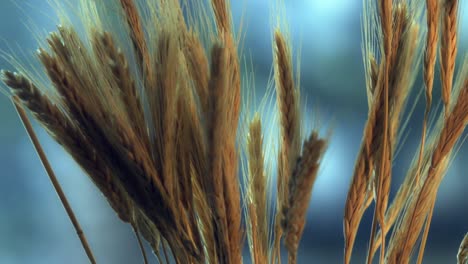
<box><xmin>272</xmin><ymin>30</ymin><xmax>301</xmax><ymax>264</ymax></box>
<box><xmin>206</xmin><ymin>43</ymin><xmax>231</xmax><ymax>263</ymax></box>
<box><xmin>184</xmin><ymin>31</ymin><xmax>210</xmax><ymax>113</ymax></box>
<box><xmin>91</xmin><ymin>32</ymin><xmax>148</xmax><ymax>147</ymax></box>
<box><xmin>216</xmin><ymin>39</ymin><xmax>243</xmax><ymax>263</ymax></box>
<box><xmin>282</xmin><ymin>132</ymin><xmax>327</xmax><ymax>264</ymax></box>
<box><xmin>440</xmin><ymin>0</ymin><xmax>459</xmax><ymax>117</ymax></box>
<box><xmin>247</xmin><ymin>115</ymin><xmax>268</xmax><ymax>264</ymax></box>
<box><xmin>423</xmin><ymin>0</ymin><xmax>440</xmax><ymax>112</ymax></box>
<box><xmin>119</xmin><ymin>0</ymin><xmax>151</xmax><ymax>77</ymax></box>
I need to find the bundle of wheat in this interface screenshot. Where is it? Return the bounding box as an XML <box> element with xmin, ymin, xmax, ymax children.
<box><xmin>1</xmin><ymin>0</ymin><xmax>466</xmax><ymax>263</ymax></box>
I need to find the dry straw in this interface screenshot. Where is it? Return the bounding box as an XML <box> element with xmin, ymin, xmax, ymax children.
<box><xmin>1</xmin><ymin>0</ymin><xmax>467</xmax><ymax>263</ymax></box>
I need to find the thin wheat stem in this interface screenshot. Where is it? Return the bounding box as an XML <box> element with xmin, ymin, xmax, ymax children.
<box><xmin>13</xmin><ymin>98</ymin><xmax>97</xmax><ymax>264</ymax></box>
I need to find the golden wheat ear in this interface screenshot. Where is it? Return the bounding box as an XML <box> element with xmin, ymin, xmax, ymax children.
<box><xmin>440</xmin><ymin>0</ymin><xmax>459</xmax><ymax>117</ymax></box>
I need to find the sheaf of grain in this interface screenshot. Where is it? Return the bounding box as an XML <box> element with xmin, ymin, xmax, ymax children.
<box><xmin>39</xmin><ymin>36</ymin><xmax>201</xmax><ymax>261</ymax></box>
<box><xmin>160</xmin><ymin>32</ymin><xmax>179</xmax><ymax>202</ymax></box>
<box><xmin>3</xmin><ymin>0</ymin><xmax>468</xmax><ymax>263</ymax></box>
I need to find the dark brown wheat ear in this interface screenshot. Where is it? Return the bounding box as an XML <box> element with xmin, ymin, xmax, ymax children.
<box><xmin>282</xmin><ymin>132</ymin><xmax>328</xmax><ymax>264</ymax></box>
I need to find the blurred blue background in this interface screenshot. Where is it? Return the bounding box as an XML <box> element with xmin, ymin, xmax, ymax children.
<box><xmin>0</xmin><ymin>0</ymin><xmax>467</xmax><ymax>263</ymax></box>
